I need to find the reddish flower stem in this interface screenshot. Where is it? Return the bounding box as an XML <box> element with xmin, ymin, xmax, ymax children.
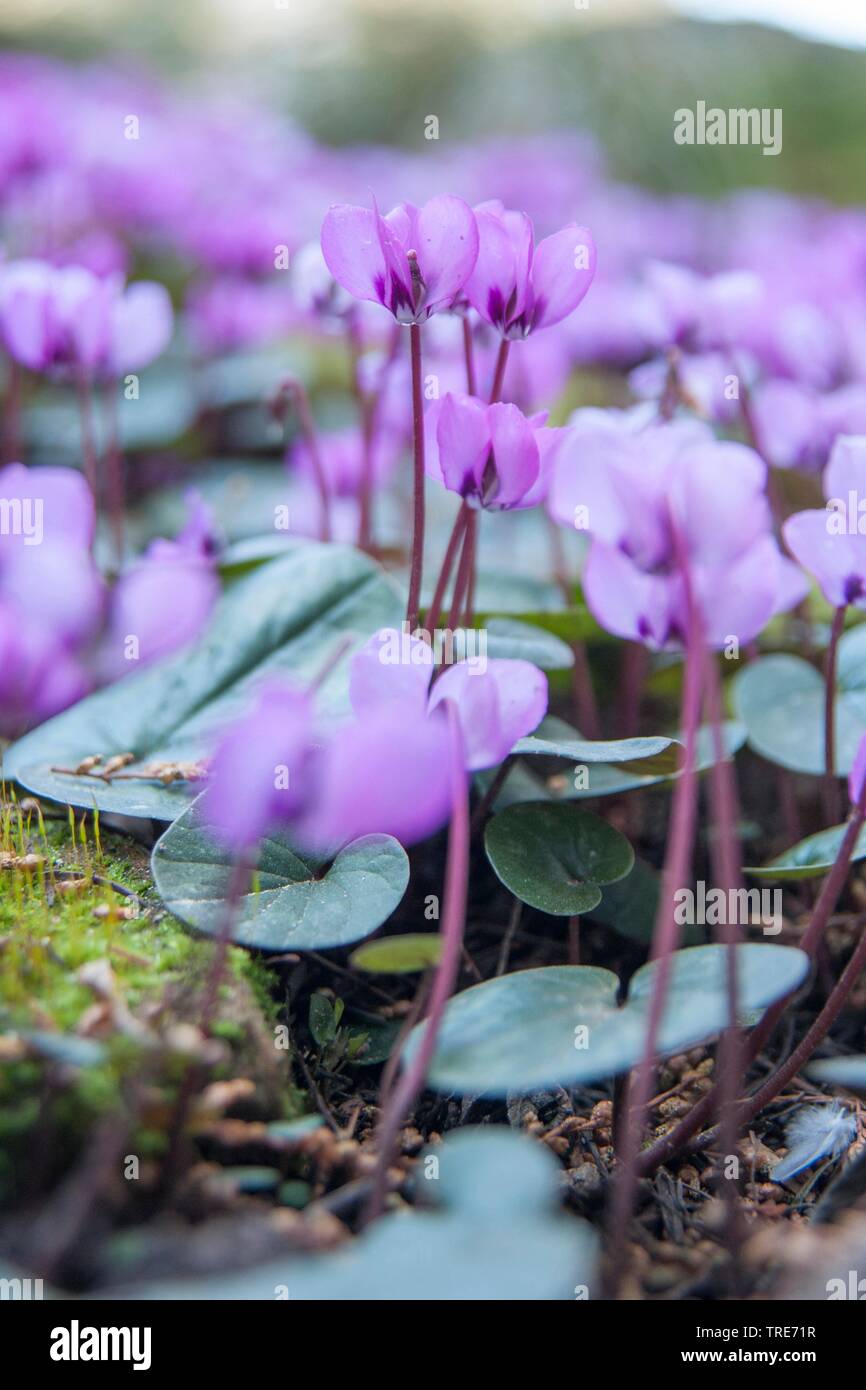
<box><xmin>365</xmin><ymin>702</ymin><xmax>469</xmax><ymax>1223</ymax></box>
<box><xmin>605</xmin><ymin>558</ymin><xmax>704</xmax><ymax>1295</ymax></box>
<box><xmin>427</xmin><ymin>500</ymin><xmax>470</xmax><ymax>633</ymax></box>
<box><xmin>703</xmin><ymin>648</ymin><xmax>745</xmax><ymax>1256</ymax></box>
<box><xmin>461</xmin><ymin>316</ymin><xmax>477</xmax><ymax>396</ymax></box>
<box><xmin>406</xmin><ymin>321</ymin><xmax>426</xmax><ymax>631</ymax></box>
<box><xmin>286</xmin><ymin>379</ymin><xmax>331</xmax><ymax>543</ymax></box>
<box><xmin>489</xmin><ymin>338</ymin><xmax>511</xmax><ymax>404</ymax></box>
<box><xmin>346</xmin><ymin>315</ymin><xmax>374</xmax><ymax>552</ymax></box>
<box><xmin>824</xmin><ymin>604</ymin><xmax>846</xmax><ymax>824</ymax></box>
<box><xmin>2</xmin><ymin>358</ymin><xmax>22</xmax><ymax>464</ymax></box>
<box><xmin>76</xmin><ymin>370</ymin><xmax>99</xmax><ymax>504</ymax></box>
<box><xmin>102</xmin><ymin>378</ymin><xmax>125</xmax><ymax>566</ymax></box>
<box><xmin>636</xmin><ymin>779</ymin><xmax>866</xmax><ymax>1178</ymax></box>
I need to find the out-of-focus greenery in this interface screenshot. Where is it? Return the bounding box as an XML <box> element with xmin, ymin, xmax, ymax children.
<box><xmin>1</xmin><ymin>7</ymin><xmax>865</xmax><ymax>201</ymax></box>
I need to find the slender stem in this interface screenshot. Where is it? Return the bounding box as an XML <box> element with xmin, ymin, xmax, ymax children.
<box><xmin>2</xmin><ymin>358</ymin><xmax>22</xmax><ymax>464</ymax></box>
<box><xmin>489</xmin><ymin>338</ymin><xmax>511</xmax><ymax>404</ymax></box>
<box><xmin>703</xmin><ymin>648</ymin><xmax>745</xmax><ymax>1259</ymax></box>
<box><xmin>617</xmin><ymin>644</ymin><xmax>648</xmax><ymax>738</ymax></box>
<box><xmin>288</xmin><ymin>380</ymin><xmax>331</xmax><ymax>543</ymax></box>
<box><xmin>636</xmin><ymin>778</ymin><xmax>866</xmax><ymax>1178</ymax></box>
<box><xmin>445</xmin><ymin>518</ymin><xmax>474</xmax><ymax>634</ymax></box>
<box><xmin>737</xmin><ymin>918</ymin><xmax>866</xmax><ymax>1126</ymax></box>
<box><xmin>103</xmin><ymin>378</ymin><xmax>124</xmax><ymax>566</ymax></box>
<box><xmin>605</xmin><ymin>551</ymin><xmax>704</xmax><ymax>1296</ymax></box>
<box><xmin>470</xmin><ymin>755</ymin><xmax>515</xmax><ymax>835</ymax></box>
<box><xmin>347</xmin><ymin>315</ymin><xmax>374</xmax><ymax>552</ymax></box>
<box><xmin>461</xmin><ymin>510</ymin><xmax>478</xmax><ymax>627</ymax></box>
<box><xmin>427</xmin><ymin>500</ymin><xmax>470</xmax><ymax>633</ymax></box>
<box><xmin>76</xmin><ymin>370</ymin><xmax>99</xmax><ymax>503</ymax></box>
<box><xmin>547</xmin><ymin>514</ymin><xmax>601</xmax><ymax>739</ymax></box>
<box><xmin>406</xmin><ymin>322</ymin><xmax>426</xmax><ymax>631</ymax></box>
<box><xmin>199</xmin><ymin>855</ymin><xmax>253</xmax><ymax>1034</ymax></box>
<box><xmin>461</xmin><ymin>316</ymin><xmax>477</xmax><ymax>396</ymax></box>
<box><xmin>160</xmin><ymin>853</ymin><xmax>251</xmax><ymax>1192</ymax></box>
<box><xmin>824</xmin><ymin>604</ymin><xmax>846</xmax><ymax>823</ymax></box>
<box><xmin>365</xmin><ymin>702</ymin><xmax>469</xmax><ymax>1223</ymax></box>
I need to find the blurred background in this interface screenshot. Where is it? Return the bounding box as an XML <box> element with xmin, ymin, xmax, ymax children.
<box><xmin>0</xmin><ymin>0</ymin><xmax>864</xmax><ymax>201</ymax></box>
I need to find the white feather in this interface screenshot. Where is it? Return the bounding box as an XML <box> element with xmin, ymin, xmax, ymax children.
<box><xmin>771</xmin><ymin>1102</ymin><xmax>857</xmax><ymax>1183</ymax></box>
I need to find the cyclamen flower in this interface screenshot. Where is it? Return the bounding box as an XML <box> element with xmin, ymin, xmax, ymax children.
<box><xmin>0</xmin><ymin>462</ymin><xmax>102</xmax><ymax>735</ymax></box>
<box><xmin>549</xmin><ymin>412</ymin><xmax>802</xmax><ymax>649</ymax></box>
<box><xmin>203</xmin><ymin>630</ymin><xmax>548</xmax><ymax>857</ymax></box>
<box><xmin>101</xmin><ymin>493</ymin><xmax>220</xmax><ymax>679</ymax></box>
<box><xmin>203</xmin><ymin>680</ymin><xmax>316</xmax><ymax>850</ymax></box>
<box><xmin>348</xmin><ymin>628</ymin><xmax>549</xmax><ymax>772</ymax></box>
<box><xmin>783</xmin><ymin>435</ymin><xmax>866</xmax><ymax>608</ymax></box>
<box><xmin>426</xmin><ymin>392</ymin><xmax>564</xmax><ymax>511</ymax></box>
<box><xmin>464</xmin><ymin>200</ymin><xmax>596</xmax><ymax>339</ymax></box>
<box><xmin>320</xmin><ymin>195</ymin><xmax>479</xmax><ymax>324</ymax></box>
<box><xmin>0</xmin><ymin>260</ymin><xmax>173</xmax><ymax>377</ymax></box>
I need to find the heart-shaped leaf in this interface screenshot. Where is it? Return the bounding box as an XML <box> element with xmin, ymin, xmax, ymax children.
<box><xmin>513</xmin><ymin>715</ymin><xmax>681</xmax><ymax>775</ymax></box>
<box><xmin>484</xmin><ymin>801</ymin><xmax>634</xmax><ymax>915</ymax></box>
<box><xmin>406</xmin><ymin>944</ymin><xmax>809</xmax><ymax>1095</ymax></box>
<box><xmin>745</xmin><ymin>822</ymin><xmax>866</xmax><ymax>880</ymax></box>
<box><xmin>351</xmin><ymin>934</ymin><xmax>443</xmax><ymax>974</ymax></box>
<box><xmin>151</xmin><ymin>798</ymin><xmax>409</xmax><ymax>952</ymax></box>
<box><xmin>810</xmin><ymin>1056</ymin><xmax>866</xmax><ymax>1092</ymax></box>
<box><xmin>733</xmin><ymin>626</ymin><xmax>866</xmax><ymax>775</ymax></box>
<box><xmin>4</xmin><ymin>543</ymin><xmax>401</xmax><ymax>821</ymax></box>
<box><xmin>472</xmin><ymin>618</ymin><xmax>574</xmax><ymax>670</ymax></box>
<box><xmin>108</xmin><ymin>1127</ymin><xmax>598</xmax><ymax>1301</ymax></box>
<box><xmin>480</xmin><ymin>719</ymin><xmax>746</xmax><ymax>806</ymax></box>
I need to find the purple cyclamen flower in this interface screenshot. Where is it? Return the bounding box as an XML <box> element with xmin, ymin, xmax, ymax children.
<box><xmin>203</xmin><ymin>680</ymin><xmax>316</xmax><ymax>850</ymax></box>
<box><xmin>464</xmin><ymin>200</ymin><xmax>596</xmax><ymax>339</ymax></box>
<box><xmin>426</xmin><ymin>392</ymin><xmax>562</xmax><ymax>511</ymax></box>
<box><xmin>549</xmin><ymin>413</ymin><xmax>802</xmax><ymax>649</ymax></box>
<box><xmin>320</xmin><ymin>195</ymin><xmax>479</xmax><ymax>324</ymax></box>
<box><xmin>0</xmin><ymin>461</ymin><xmax>103</xmax><ymax>646</ymax></box>
<box><xmin>0</xmin><ymin>260</ymin><xmax>173</xmax><ymax>377</ymax></box>
<box><xmin>783</xmin><ymin>435</ymin><xmax>866</xmax><ymax>608</ymax></box>
<box><xmin>348</xmin><ymin>627</ymin><xmax>548</xmax><ymax>772</ymax></box>
<box><xmin>101</xmin><ymin>493</ymin><xmax>220</xmax><ymax>679</ymax></box>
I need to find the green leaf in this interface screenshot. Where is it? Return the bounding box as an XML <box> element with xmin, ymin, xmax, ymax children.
<box><xmin>512</xmin><ymin>714</ymin><xmax>681</xmax><ymax>774</ymax></box>
<box><xmin>745</xmin><ymin>822</ymin><xmax>866</xmax><ymax>880</ymax></box>
<box><xmin>484</xmin><ymin>801</ymin><xmax>634</xmax><ymax>915</ymax></box>
<box><xmin>309</xmin><ymin>994</ymin><xmax>339</xmax><ymax>1046</ymax></box>
<box><xmin>26</xmin><ymin>367</ymin><xmax>196</xmax><ymax>456</ymax></box>
<box><xmin>809</xmin><ymin>1056</ymin><xmax>866</xmax><ymax>1092</ymax></box>
<box><xmin>478</xmin><ymin>719</ymin><xmax>746</xmax><ymax>805</ymax></box>
<box><xmin>5</xmin><ymin>542</ymin><xmax>401</xmax><ymax>821</ymax></box>
<box><xmin>351</xmin><ymin>933</ymin><xmax>443</xmax><ymax>974</ymax></box>
<box><xmin>408</xmin><ymin>944</ymin><xmax>810</xmax><ymax>1095</ymax></box>
<box><xmin>473</xmin><ymin>617</ymin><xmax>574</xmax><ymax>670</ymax></box>
<box><xmin>733</xmin><ymin>626</ymin><xmax>866</xmax><ymax>775</ymax></box>
<box><xmin>151</xmin><ymin>799</ymin><xmax>409</xmax><ymax>952</ymax></box>
<box><xmin>117</xmin><ymin>1127</ymin><xmax>599</xmax><ymax>1301</ymax></box>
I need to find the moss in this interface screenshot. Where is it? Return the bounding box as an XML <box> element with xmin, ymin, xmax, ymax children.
<box><xmin>0</xmin><ymin>792</ymin><xmax>305</xmax><ymax>1207</ymax></box>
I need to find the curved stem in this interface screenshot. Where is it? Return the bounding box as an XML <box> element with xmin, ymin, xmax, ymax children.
<box><xmin>365</xmin><ymin>702</ymin><xmax>469</xmax><ymax>1223</ymax></box>
<box><xmin>461</xmin><ymin>316</ymin><xmax>477</xmax><ymax>396</ymax></box>
<box><xmin>636</xmin><ymin>779</ymin><xmax>866</xmax><ymax>1178</ymax></box>
<box><xmin>427</xmin><ymin>500</ymin><xmax>470</xmax><ymax>633</ymax></box>
<box><xmin>703</xmin><ymin>648</ymin><xmax>745</xmax><ymax>1258</ymax></box>
<box><xmin>289</xmin><ymin>380</ymin><xmax>331</xmax><ymax>543</ymax></box>
<box><xmin>824</xmin><ymin>604</ymin><xmax>846</xmax><ymax>823</ymax></box>
<box><xmin>76</xmin><ymin>369</ymin><xmax>99</xmax><ymax>504</ymax></box>
<box><xmin>103</xmin><ymin>378</ymin><xmax>124</xmax><ymax>566</ymax></box>
<box><xmin>406</xmin><ymin>322</ymin><xmax>426</xmax><ymax>631</ymax></box>
<box><xmin>347</xmin><ymin>315</ymin><xmax>373</xmax><ymax>552</ymax></box>
<box><xmin>605</xmin><ymin>552</ymin><xmax>704</xmax><ymax>1296</ymax></box>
